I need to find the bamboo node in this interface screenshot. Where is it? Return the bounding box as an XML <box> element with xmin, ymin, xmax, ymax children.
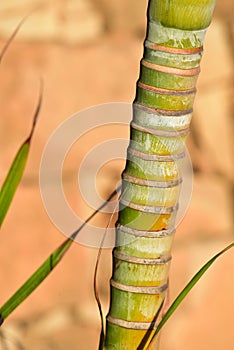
<box><xmin>122</xmin><ymin>172</ymin><xmax>182</xmax><ymax>188</ymax></box>
<box><xmin>107</xmin><ymin>316</ymin><xmax>158</xmax><ymax>330</ymax></box>
<box><xmin>131</xmin><ymin>121</ymin><xmax>190</xmax><ymax>137</ymax></box>
<box><xmin>110</xmin><ymin>279</ymin><xmax>168</xmax><ymax>294</ymax></box>
<box><xmin>117</xmin><ymin>224</ymin><xmax>175</xmax><ymax>238</ymax></box>
<box><xmin>141</xmin><ymin>59</ymin><xmax>200</xmax><ymax>76</ymax></box>
<box><xmin>120</xmin><ymin>198</ymin><xmax>178</xmax><ymax>214</ymax></box>
<box><xmin>127</xmin><ymin>147</ymin><xmax>186</xmax><ymax>162</ymax></box>
<box><xmin>138</xmin><ymin>81</ymin><xmax>196</xmax><ymax>96</ymax></box>
<box><xmin>113</xmin><ymin>250</ymin><xmax>172</xmax><ymax>265</ymax></box>
<box><xmin>145</xmin><ymin>40</ymin><xmax>204</xmax><ymax>55</ymax></box>
<box><xmin>134</xmin><ymin>102</ymin><xmax>193</xmax><ymax>117</ymax></box>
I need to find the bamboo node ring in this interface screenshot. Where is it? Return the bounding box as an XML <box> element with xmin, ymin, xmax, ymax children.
<box><xmin>110</xmin><ymin>279</ymin><xmax>168</xmax><ymax>294</ymax></box>
<box><xmin>117</xmin><ymin>224</ymin><xmax>175</xmax><ymax>238</ymax></box>
<box><xmin>134</xmin><ymin>102</ymin><xmax>193</xmax><ymax>117</ymax></box>
<box><xmin>131</xmin><ymin>120</ymin><xmax>190</xmax><ymax>137</ymax></box>
<box><xmin>141</xmin><ymin>59</ymin><xmax>200</xmax><ymax>76</ymax></box>
<box><xmin>144</xmin><ymin>40</ymin><xmax>204</xmax><ymax>55</ymax></box>
<box><xmin>138</xmin><ymin>81</ymin><xmax>196</xmax><ymax>96</ymax></box>
<box><xmin>122</xmin><ymin>172</ymin><xmax>183</xmax><ymax>188</ymax></box>
<box><xmin>113</xmin><ymin>250</ymin><xmax>172</xmax><ymax>265</ymax></box>
<box><xmin>107</xmin><ymin>316</ymin><xmax>158</xmax><ymax>330</ymax></box>
<box><xmin>120</xmin><ymin>198</ymin><xmax>178</xmax><ymax>214</ymax></box>
<box><xmin>127</xmin><ymin>147</ymin><xmax>186</xmax><ymax>162</ymax></box>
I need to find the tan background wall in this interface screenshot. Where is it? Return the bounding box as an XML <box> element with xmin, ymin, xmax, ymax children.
<box><xmin>0</xmin><ymin>1</ymin><xmax>233</xmax><ymax>349</ymax></box>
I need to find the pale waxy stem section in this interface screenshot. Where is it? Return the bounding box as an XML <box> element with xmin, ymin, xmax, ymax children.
<box><xmin>105</xmin><ymin>1</ymin><xmax>217</xmax><ymax>349</ymax></box>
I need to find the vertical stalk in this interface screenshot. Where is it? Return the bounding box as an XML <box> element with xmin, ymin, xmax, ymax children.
<box><xmin>105</xmin><ymin>1</ymin><xmax>216</xmax><ymax>349</ymax></box>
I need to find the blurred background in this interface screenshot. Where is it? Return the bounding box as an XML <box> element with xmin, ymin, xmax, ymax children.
<box><xmin>0</xmin><ymin>1</ymin><xmax>233</xmax><ymax>349</ymax></box>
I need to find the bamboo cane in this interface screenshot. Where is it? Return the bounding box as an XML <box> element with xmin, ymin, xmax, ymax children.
<box><xmin>105</xmin><ymin>1</ymin><xmax>217</xmax><ymax>349</ymax></box>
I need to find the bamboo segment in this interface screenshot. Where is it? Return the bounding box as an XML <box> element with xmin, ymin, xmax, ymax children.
<box><xmin>105</xmin><ymin>1</ymin><xmax>216</xmax><ymax>349</ymax></box>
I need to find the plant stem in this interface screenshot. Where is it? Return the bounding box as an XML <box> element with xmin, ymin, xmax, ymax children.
<box><xmin>105</xmin><ymin>1</ymin><xmax>217</xmax><ymax>349</ymax></box>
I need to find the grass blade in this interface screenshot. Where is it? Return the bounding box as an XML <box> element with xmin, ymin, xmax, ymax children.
<box><xmin>137</xmin><ymin>299</ymin><xmax>164</xmax><ymax>350</ymax></box>
<box><xmin>0</xmin><ymin>83</ymin><xmax>43</xmax><ymax>227</ymax></box>
<box><xmin>146</xmin><ymin>242</ymin><xmax>234</xmax><ymax>349</ymax></box>
<box><xmin>0</xmin><ymin>238</ymin><xmax>71</xmax><ymax>324</ymax></box>
<box><xmin>94</xmin><ymin>243</ymin><xmax>105</xmax><ymax>350</ymax></box>
<box><xmin>95</xmin><ymin>214</ymin><xmax>115</xmax><ymax>350</ymax></box>
<box><xmin>94</xmin><ymin>188</ymin><xmax>122</xmax><ymax>349</ymax></box>
<box><xmin>0</xmin><ymin>15</ymin><xmax>29</xmax><ymax>65</ymax></box>
<box><xmin>0</xmin><ymin>187</ymin><xmax>120</xmax><ymax>324</ymax></box>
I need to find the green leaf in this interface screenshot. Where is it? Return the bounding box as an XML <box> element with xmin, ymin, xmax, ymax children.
<box><xmin>0</xmin><ymin>238</ymin><xmax>72</xmax><ymax>323</ymax></box>
<box><xmin>0</xmin><ymin>84</ymin><xmax>42</xmax><ymax>227</ymax></box>
<box><xmin>0</xmin><ymin>187</ymin><xmax>120</xmax><ymax>324</ymax></box>
<box><xmin>146</xmin><ymin>242</ymin><xmax>234</xmax><ymax>349</ymax></box>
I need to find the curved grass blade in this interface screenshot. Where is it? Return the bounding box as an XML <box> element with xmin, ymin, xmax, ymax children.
<box><xmin>95</xmin><ymin>188</ymin><xmax>123</xmax><ymax>350</ymax></box>
<box><xmin>137</xmin><ymin>299</ymin><xmax>164</xmax><ymax>350</ymax></box>
<box><xmin>146</xmin><ymin>242</ymin><xmax>234</xmax><ymax>349</ymax></box>
<box><xmin>94</xmin><ymin>241</ymin><xmax>105</xmax><ymax>350</ymax></box>
<box><xmin>0</xmin><ymin>14</ymin><xmax>30</xmax><ymax>65</ymax></box>
<box><xmin>0</xmin><ymin>82</ymin><xmax>43</xmax><ymax>227</ymax></box>
<box><xmin>94</xmin><ymin>207</ymin><xmax>118</xmax><ymax>350</ymax></box>
<box><xmin>0</xmin><ymin>238</ymin><xmax>71</xmax><ymax>324</ymax></box>
<box><xmin>0</xmin><ymin>187</ymin><xmax>120</xmax><ymax>325</ymax></box>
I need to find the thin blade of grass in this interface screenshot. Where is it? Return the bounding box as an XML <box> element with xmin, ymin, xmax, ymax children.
<box><xmin>94</xmin><ymin>187</ymin><xmax>122</xmax><ymax>350</ymax></box>
<box><xmin>0</xmin><ymin>186</ymin><xmax>121</xmax><ymax>324</ymax></box>
<box><xmin>137</xmin><ymin>299</ymin><xmax>164</xmax><ymax>350</ymax></box>
<box><xmin>94</xmin><ymin>242</ymin><xmax>105</xmax><ymax>350</ymax></box>
<box><xmin>0</xmin><ymin>238</ymin><xmax>71</xmax><ymax>324</ymax></box>
<box><xmin>137</xmin><ymin>278</ymin><xmax>170</xmax><ymax>350</ymax></box>
<box><xmin>0</xmin><ymin>82</ymin><xmax>43</xmax><ymax>227</ymax></box>
<box><xmin>146</xmin><ymin>242</ymin><xmax>234</xmax><ymax>349</ymax></box>
<box><xmin>0</xmin><ymin>14</ymin><xmax>30</xmax><ymax>65</ymax></box>
<box><xmin>94</xmin><ymin>208</ymin><xmax>117</xmax><ymax>349</ymax></box>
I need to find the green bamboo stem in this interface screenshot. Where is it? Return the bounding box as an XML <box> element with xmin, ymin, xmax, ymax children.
<box><xmin>105</xmin><ymin>1</ymin><xmax>216</xmax><ymax>349</ymax></box>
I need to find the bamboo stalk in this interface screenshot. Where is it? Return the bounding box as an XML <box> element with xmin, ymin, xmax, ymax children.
<box><xmin>105</xmin><ymin>1</ymin><xmax>217</xmax><ymax>349</ymax></box>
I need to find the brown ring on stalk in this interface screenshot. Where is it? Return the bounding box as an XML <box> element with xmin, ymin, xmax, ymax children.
<box><xmin>113</xmin><ymin>250</ymin><xmax>172</xmax><ymax>265</ymax></box>
<box><xmin>117</xmin><ymin>224</ymin><xmax>175</xmax><ymax>238</ymax></box>
<box><xmin>134</xmin><ymin>102</ymin><xmax>193</xmax><ymax>116</ymax></box>
<box><xmin>107</xmin><ymin>316</ymin><xmax>157</xmax><ymax>330</ymax></box>
<box><xmin>120</xmin><ymin>198</ymin><xmax>178</xmax><ymax>214</ymax></box>
<box><xmin>141</xmin><ymin>59</ymin><xmax>200</xmax><ymax>76</ymax></box>
<box><xmin>110</xmin><ymin>279</ymin><xmax>168</xmax><ymax>294</ymax></box>
<box><xmin>144</xmin><ymin>40</ymin><xmax>204</xmax><ymax>55</ymax></box>
<box><xmin>131</xmin><ymin>120</ymin><xmax>190</xmax><ymax>137</ymax></box>
<box><xmin>122</xmin><ymin>173</ymin><xmax>182</xmax><ymax>188</ymax></box>
<box><xmin>128</xmin><ymin>147</ymin><xmax>185</xmax><ymax>161</ymax></box>
<box><xmin>138</xmin><ymin>81</ymin><xmax>196</xmax><ymax>96</ymax></box>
